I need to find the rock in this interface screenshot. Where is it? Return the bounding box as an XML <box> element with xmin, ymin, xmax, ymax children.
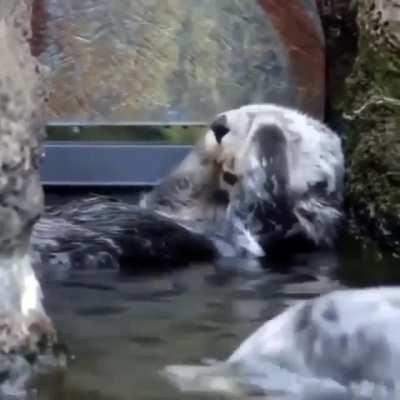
<box><xmin>30</xmin><ymin>0</ymin><xmax>324</xmax><ymax>121</ymax></box>
<box><xmin>339</xmin><ymin>0</ymin><xmax>400</xmax><ymax>253</ymax></box>
<box><xmin>315</xmin><ymin>0</ymin><xmax>358</xmax><ymax>126</ymax></box>
<box><xmin>0</xmin><ymin>0</ymin><xmax>60</xmax><ymax>394</ymax></box>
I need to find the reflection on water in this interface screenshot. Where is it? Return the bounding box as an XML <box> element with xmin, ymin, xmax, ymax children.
<box><xmin>32</xmin><ymin>238</ymin><xmax>399</xmax><ymax>400</ymax></box>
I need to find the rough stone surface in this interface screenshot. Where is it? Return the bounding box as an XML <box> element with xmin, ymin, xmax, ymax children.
<box><xmin>30</xmin><ymin>0</ymin><xmax>324</xmax><ymax>122</ymax></box>
<box><xmin>340</xmin><ymin>0</ymin><xmax>400</xmax><ymax>252</ymax></box>
<box><xmin>0</xmin><ymin>0</ymin><xmax>57</xmax><ymax>394</ymax></box>
<box><xmin>0</xmin><ymin>4</ymin><xmax>45</xmax><ymax>255</ymax></box>
<box><xmin>316</xmin><ymin>0</ymin><xmax>358</xmax><ymax>124</ymax></box>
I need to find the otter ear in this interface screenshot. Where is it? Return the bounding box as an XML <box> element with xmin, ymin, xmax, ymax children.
<box><xmin>210</xmin><ymin>114</ymin><xmax>229</xmax><ymax>143</ymax></box>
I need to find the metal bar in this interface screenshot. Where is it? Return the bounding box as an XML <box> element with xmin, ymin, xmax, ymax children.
<box><xmin>40</xmin><ymin>141</ymin><xmax>192</xmax><ymax>187</ymax></box>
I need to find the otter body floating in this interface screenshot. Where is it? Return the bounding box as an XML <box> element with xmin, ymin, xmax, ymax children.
<box><xmin>164</xmin><ymin>287</ymin><xmax>400</xmax><ymax>398</ymax></box>
<box><xmin>32</xmin><ymin>104</ymin><xmax>344</xmax><ymax>271</ymax></box>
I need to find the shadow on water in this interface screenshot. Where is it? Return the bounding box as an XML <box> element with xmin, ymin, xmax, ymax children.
<box><xmin>32</xmin><ymin>234</ymin><xmax>399</xmax><ymax>400</ymax></box>
<box><xmin>337</xmin><ymin>235</ymin><xmax>400</xmax><ymax>287</ymax></box>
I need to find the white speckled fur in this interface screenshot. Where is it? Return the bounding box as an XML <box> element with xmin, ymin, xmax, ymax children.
<box><xmin>219</xmin><ymin>104</ymin><xmax>343</xmax><ymax>198</ymax></box>
<box><xmin>165</xmin><ymin>287</ymin><xmax>400</xmax><ymax>397</ymax></box>
<box><xmin>212</xmin><ymin>104</ymin><xmax>344</xmax><ymax>252</ymax></box>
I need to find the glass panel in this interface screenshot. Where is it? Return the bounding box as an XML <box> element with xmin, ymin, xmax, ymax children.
<box><xmin>32</xmin><ymin>0</ymin><xmax>324</xmax><ymax>126</ymax></box>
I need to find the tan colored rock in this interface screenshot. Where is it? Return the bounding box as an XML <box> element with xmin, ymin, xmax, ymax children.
<box><xmin>0</xmin><ymin>0</ymin><xmax>56</xmax><ymax>393</ymax></box>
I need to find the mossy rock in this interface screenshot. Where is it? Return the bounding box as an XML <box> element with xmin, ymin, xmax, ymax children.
<box><xmin>339</xmin><ymin>0</ymin><xmax>400</xmax><ymax>253</ymax></box>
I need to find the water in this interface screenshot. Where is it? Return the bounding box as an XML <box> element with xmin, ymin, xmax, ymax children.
<box><xmin>30</xmin><ymin>237</ymin><xmax>400</xmax><ymax>400</ymax></box>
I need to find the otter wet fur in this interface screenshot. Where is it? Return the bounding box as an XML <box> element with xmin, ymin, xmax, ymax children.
<box><xmin>31</xmin><ymin>104</ymin><xmax>344</xmax><ymax>271</ymax></box>
<box><xmin>164</xmin><ymin>287</ymin><xmax>400</xmax><ymax>399</ymax></box>
<box><xmin>207</xmin><ymin>104</ymin><xmax>345</xmax><ymax>258</ymax></box>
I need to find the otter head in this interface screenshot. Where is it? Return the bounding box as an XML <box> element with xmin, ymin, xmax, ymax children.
<box><xmin>204</xmin><ymin>114</ymin><xmax>236</xmax><ymax>193</ymax></box>
<box><xmin>210</xmin><ymin>114</ymin><xmax>230</xmax><ymax>144</ymax></box>
<box><xmin>204</xmin><ymin>108</ymin><xmax>260</xmax><ymax>194</ymax></box>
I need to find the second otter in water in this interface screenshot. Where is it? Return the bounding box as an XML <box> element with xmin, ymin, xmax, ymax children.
<box><xmin>164</xmin><ymin>287</ymin><xmax>400</xmax><ymax>398</ymax></box>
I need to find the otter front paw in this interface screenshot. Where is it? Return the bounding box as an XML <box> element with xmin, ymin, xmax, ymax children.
<box><xmin>26</xmin><ymin>310</ymin><xmax>57</xmax><ymax>351</ymax></box>
<box><xmin>0</xmin><ymin>311</ymin><xmax>55</xmax><ymax>354</ymax></box>
<box><xmin>0</xmin><ymin>314</ymin><xmax>29</xmax><ymax>353</ymax></box>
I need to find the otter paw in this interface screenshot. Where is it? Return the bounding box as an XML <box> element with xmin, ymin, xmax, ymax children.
<box><xmin>0</xmin><ymin>314</ymin><xmax>30</xmax><ymax>353</ymax></box>
<box><xmin>0</xmin><ymin>312</ymin><xmax>55</xmax><ymax>354</ymax></box>
<box><xmin>26</xmin><ymin>311</ymin><xmax>56</xmax><ymax>350</ymax></box>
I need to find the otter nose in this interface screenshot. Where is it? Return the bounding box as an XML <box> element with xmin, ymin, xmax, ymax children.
<box><xmin>210</xmin><ymin>115</ymin><xmax>229</xmax><ymax>143</ymax></box>
<box><xmin>222</xmin><ymin>170</ymin><xmax>238</xmax><ymax>186</ymax></box>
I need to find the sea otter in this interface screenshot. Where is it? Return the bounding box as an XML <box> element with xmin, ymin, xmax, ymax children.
<box><xmin>208</xmin><ymin>104</ymin><xmax>345</xmax><ymax>257</ymax></box>
<box><xmin>164</xmin><ymin>287</ymin><xmax>400</xmax><ymax>398</ymax></box>
<box><xmin>32</xmin><ymin>104</ymin><xmax>344</xmax><ymax>271</ymax></box>
<box><xmin>140</xmin><ymin>104</ymin><xmax>344</xmax><ymax>259</ymax></box>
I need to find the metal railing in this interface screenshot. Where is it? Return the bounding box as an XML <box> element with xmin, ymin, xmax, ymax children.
<box><xmin>41</xmin><ymin>123</ymin><xmax>207</xmax><ymax>187</ymax></box>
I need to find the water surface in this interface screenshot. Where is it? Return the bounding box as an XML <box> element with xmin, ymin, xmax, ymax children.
<box><xmin>33</xmin><ymin>238</ymin><xmax>399</xmax><ymax>400</ymax></box>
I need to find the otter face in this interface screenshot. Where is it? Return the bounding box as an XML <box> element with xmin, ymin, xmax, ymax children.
<box><xmin>208</xmin><ymin>109</ymin><xmax>258</xmax><ymax>193</ymax></box>
<box><xmin>205</xmin><ymin>108</ymin><xmax>261</xmax><ymax>196</ymax></box>
<box><xmin>210</xmin><ymin>114</ymin><xmax>230</xmax><ymax>144</ymax></box>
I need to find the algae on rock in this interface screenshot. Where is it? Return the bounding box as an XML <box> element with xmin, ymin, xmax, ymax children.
<box><xmin>341</xmin><ymin>0</ymin><xmax>400</xmax><ymax>252</ymax></box>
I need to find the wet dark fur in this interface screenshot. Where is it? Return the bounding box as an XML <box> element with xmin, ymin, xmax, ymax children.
<box><xmin>31</xmin><ymin>197</ymin><xmax>217</xmax><ymax>273</ymax></box>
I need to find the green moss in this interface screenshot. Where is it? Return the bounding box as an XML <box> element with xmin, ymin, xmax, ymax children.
<box><xmin>337</xmin><ymin>2</ymin><xmax>400</xmax><ymax>253</ymax></box>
